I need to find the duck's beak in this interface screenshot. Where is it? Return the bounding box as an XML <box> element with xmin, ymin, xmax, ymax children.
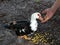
<box><xmin>37</xmin><ymin>14</ymin><xmax>43</xmax><ymax>22</ymax></box>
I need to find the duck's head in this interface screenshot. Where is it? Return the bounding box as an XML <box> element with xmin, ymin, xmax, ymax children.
<box><xmin>31</xmin><ymin>12</ymin><xmax>40</xmax><ymax>18</ymax></box>
<box><xmin>31</xmin><ymin>12</ymin><xmax>43</xmax><ymax>22</ymax></box>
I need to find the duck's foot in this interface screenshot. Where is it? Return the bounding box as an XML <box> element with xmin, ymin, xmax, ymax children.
<box><xmin>18</xmin><ymin>35</ymin><xmax>31</xmax><ymax>40</ymax></box>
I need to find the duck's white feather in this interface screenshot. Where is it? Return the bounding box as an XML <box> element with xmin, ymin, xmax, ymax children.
<box><xmin>30</xmin><ymin>12</ymin><xmax>41</xmax><ymax>31</ymax></box>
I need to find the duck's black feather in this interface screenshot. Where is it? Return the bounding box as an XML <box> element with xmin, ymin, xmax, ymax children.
<box><xmin>4</xmin><ymin>20</ymin><xmax>33</xmax><ymax>36</ymax></box>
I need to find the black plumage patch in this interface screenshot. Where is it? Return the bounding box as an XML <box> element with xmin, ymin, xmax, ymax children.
<box><xmin>4</xmin><ymin>20</ymin><xmax>33</xmax><ymax>36</ymax></box>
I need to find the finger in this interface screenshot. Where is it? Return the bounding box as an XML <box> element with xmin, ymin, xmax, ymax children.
<box><xmin>42</xmin><ymin>9</ymin><xmax>47</xmax><ymax>14</ymax></box>
<box><xmin>41</xmin><ymin>14</ymin><xmax>49</xmax><ymax>23</ymax></box>
<box><xmin>44</xmin><ymin>14</ymin><xmax>48</xmax><ymax>19</ymax></box>
<box><xmin>38</xmin><ymin>16</ymin><xmax>44</xmax><ymax>21</ymax></box>
<box><xmin>43</xmin><ymin>12</ymin><xmax>53</xmax><ymax>22</ymax></box>
<box><xmin>42</xmin><ymin>17</ymin><xmax>49</xmax><ymax>23</ymax></box>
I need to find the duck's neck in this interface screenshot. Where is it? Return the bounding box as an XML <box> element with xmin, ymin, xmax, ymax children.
<box><xmin>30</xmin><ymin>16</ymin><xmax>38</xmax><ymax>32</ymax></box>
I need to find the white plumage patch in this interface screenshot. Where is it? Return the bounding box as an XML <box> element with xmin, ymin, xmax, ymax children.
<box><xmin>22</xmin><ymin>29</ymin><xmax>25</xmax><ymax>32</ymax></box>
<box><xmin>30</xmin><ymin>12</ymin><xmax>41</xmax><ymax>31</ymax></box>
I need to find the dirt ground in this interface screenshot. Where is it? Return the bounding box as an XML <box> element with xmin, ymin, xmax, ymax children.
<box><xmin>0</xmin><ymin>0</ymin><xmax>60</xmax><ymax>45</ymax></box>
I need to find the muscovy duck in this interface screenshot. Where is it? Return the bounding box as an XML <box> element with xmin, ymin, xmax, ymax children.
<box><xmin>4</xmin><ymin>12</ymin><xmax>43</xmax><ymax>37</ymax></box>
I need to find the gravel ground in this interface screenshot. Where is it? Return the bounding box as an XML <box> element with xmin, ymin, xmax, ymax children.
<box><xmin>0</xmin><ymin>0</ymin><xmax>60</xmax><ymax>45</ymax></box>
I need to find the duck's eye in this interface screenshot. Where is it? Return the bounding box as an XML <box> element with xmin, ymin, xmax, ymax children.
<box><xmin>37</xmin><ymin>14</ymin><xmax>41</xmax><ymax>17</ymax></box>
<box><xmin>37</xmin><ymin>14</ymin><xmax>40</xmax><ymax>16</ymax></box>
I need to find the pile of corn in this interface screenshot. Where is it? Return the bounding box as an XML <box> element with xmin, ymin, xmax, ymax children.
<box><xmin>23</xmin><ymin>32</ymin><xmax>55</xmax><ymax>45</ymax></box>
<box><xmin>31</xmin><ymin>33</ymin><xmax>48</xmax><ymax>44</ymax></box>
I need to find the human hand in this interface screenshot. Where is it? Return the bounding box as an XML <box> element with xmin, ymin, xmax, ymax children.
<box><xmin>41</xmin><ymin>8</ymin><xmax>55</xmax><ymax>23</ymax></box>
